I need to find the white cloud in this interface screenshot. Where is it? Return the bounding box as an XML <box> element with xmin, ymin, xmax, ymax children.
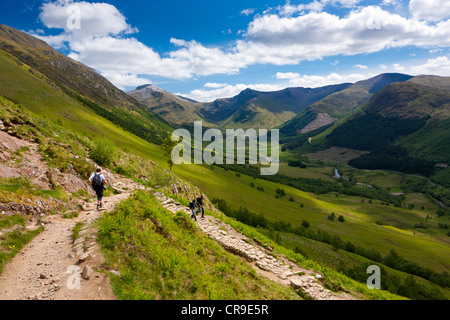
<box><xmin>39</xmin><ymin>0</ymin><xmax>137</xmax><ymax>38</ymax></box>
<box><xmin>409</xmin><ymin>55</ymin><xmax>450</xmax><ymax>76</ymax></box>
<box><xmin>240</xmin><ymin>8</ymin><xmax>255</xmax><ymax>16</ymax></box>
<box><xmin>276</xmin><ymin>72</ymin><xmax>301</xmax><ymax>79</ymax></box>
<box><xmin>204</xmin><ymin>83</ymin><xmax>229</xmax><ymax>88</ymax></box>
<box><xmin>353</xmin><ymin>64</ymin><xmax>368</xmax><ymax>69</ymax></box>
<box><xmin>274</xmin><ymin>0</ymin><xmax>364</xmax><ymax>16</ymax></box>
<box><xmin>286</xmin><ymin>72</ymin><xmax>371</xmax><ymax>88</ymax></box>
<box><xmin>409</xmin><ymin>0</ymin><xmax>450</xmax><ymax>21</ymax></box>
<box><xmin>33</xmin><ymin>1</ymin><xmax>450</xmax><ymax>91</ymax></box>
<box><xmin>393</xmin><ymin>63</ymin><xmax>406</xmax><ymax>72</ymax></box>
<box><xmin>242</xmin><ymin>6</ymin><xmax>450</xmax><ymax>66</ymax></box>
<box><xmin>382</xmin><ymin>0</ymin><xmax>402</xmax><ymax>7</ymax></box>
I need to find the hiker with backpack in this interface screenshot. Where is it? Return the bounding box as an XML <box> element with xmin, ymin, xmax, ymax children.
<box><xmin>89</xmin><ymin>168</ymin><xmax>108</xmax><ymax>210</ymax></box>
<box><xmin>196</xmin><ymin>195</ymin><xmax>205</xmax><ymax>219</ymax></box>
<box><xmin>189</xmin><ymin>199</ymin><xmax>197</xmax><ymax>221</ymax></box>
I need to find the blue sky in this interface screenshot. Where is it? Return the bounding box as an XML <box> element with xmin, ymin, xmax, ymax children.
<box><xmin>1</xmin><ymin>0</ymin><xmax>450</xmax><ymax>101</ymax></box>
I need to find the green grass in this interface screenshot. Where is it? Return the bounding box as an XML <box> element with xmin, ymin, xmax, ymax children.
<box><xmin>96</xmin><ymin>191</ymin><xmax>300</xmax><ymax>300</ymax></box>
<box><xmin>170</xmin><ymin>163</ymin><xmax>450</xmax><ymax>271</ymax></box>
<box><xmin>0</xmin><ymin>51</ymin><xmax>167</xmax><ymax>159</ymax></box>
<box><xmin>0</xmin><ymin>215</ymin><xmax>44</xmax><ymax>274</ymax></box>
<box><xmin>1</xmin><ymin>41</ymin><xmax>448</xmax><ymax>300</ymax></box>
<box><xmin>171</xmin><ymin>196</ymin><xmax>405</xmax><ymax>300</ymax></box>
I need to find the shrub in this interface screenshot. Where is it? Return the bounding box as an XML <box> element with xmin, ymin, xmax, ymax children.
<box><xmin>148</xmin><ymin>167</ymin><xmax>176</xmax><ymax>188</ymax></box>
<box><xmin>90</xmin><ymin>138</ymin><xmax>117</xmax><ymax>167</ymax></box>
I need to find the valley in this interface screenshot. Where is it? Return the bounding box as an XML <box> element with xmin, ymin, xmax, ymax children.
<box><xmin>0</xmin><ymin>23</ymin><xmax>449</xmax><ymax>301</ymax></box>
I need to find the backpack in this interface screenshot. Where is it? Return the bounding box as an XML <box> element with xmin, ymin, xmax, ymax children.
<box><xmin>189</xmin><ymin>200</ymin><xmax>196</xmax><ymax>210</ymax></box>
<box><xmin>92</xmin><ymin>174</ymin><xmax>103</xmax><ymax>188</ymax></box>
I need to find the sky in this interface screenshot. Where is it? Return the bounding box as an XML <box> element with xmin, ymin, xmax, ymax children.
<box><xmin>1</xmin><ymin>0</ymin><xmax>450</xmax><ymax>102</ymax></box>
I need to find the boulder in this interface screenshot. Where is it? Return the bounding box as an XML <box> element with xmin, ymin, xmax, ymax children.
<box><xmin>290</xmin><ymin>278</ymin><xmax>304</xmax><ymax>290</ymax></box>
<box><xmin>81</xmin><ymin>265</ymin><xmax>93</xmax><ymax>280</ymax></box>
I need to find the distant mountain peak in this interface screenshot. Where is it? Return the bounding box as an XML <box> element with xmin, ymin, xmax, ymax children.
<box><xmin>134</xmin><ymin>84</ymin><xmax>164</xmax><ymax>93</ymax></box>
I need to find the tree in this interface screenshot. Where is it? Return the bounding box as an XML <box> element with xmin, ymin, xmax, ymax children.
<box><xmin>161</xmin><ymin>136</ymin><xmax>178</xmax><ymax>172</ymax></box>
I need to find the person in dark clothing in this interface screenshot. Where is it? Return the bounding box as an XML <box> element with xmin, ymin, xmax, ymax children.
<box><xmin>189</xmin><ymin>199</ymin><xmax>197</xmax><ymax>221</ymax></box>
<box><xmin>196</xmin><ymin>195</ymin><xmax>205</xmax><ymax>219</ymax></box>
<box><xmin>89</xmin><ymin>168</ymin><xmax>108</xmax><ymax>210</ymax></box>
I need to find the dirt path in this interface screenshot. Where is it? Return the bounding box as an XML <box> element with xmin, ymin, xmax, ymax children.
<box><xmin>0</xmin><ymin>179</ymin><xmax>141</xmax><ymax>300</ymax></box>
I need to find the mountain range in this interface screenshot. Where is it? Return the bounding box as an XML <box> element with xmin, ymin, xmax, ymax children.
<box><xmin>128</xmin><ymin>65</ymin><xmax>450</xmax><ymax>181</ymax></box>
<box><xmin>1</xmin><ymin>22</ymin><xmax>450</xmax><ymax>180</ymax></box>
<box><xmin>1</xmin><ymin>23</ymin><xmax>450</xmax><ymax>301</ymax></box>
<box><xmin>128</xmin><ymin>73</ymin><xmax>417</xmax><ymax>135</ymax></box>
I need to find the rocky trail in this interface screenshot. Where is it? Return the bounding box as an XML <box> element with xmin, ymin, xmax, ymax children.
<box><xmin>155</xmin><ymin>193</ymin><xmax>356</xmax><ymax>301</ymax></box>
<box><xmin>0</xmin><ymin>178</ymin><xmax>144</xmax><ymax>300</ymax></box>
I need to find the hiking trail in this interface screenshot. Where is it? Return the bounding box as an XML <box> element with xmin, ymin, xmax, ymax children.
<box><xmin>154</xmin><ymin>192</ymin><xmax>356</xmax><ymax>301</ymax></box>
<box><xmin>0</xmin><ymin>177</ymin><xmax>144</xmax><ymax>300</ymax></box>
<box><xmin>0</xmin><ymin>175</ymin><xmax>356</xmax><ymax>300</ymax></box>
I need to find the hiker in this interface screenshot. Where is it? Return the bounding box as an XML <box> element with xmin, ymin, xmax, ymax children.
<box><xmin>89</xmin><ymin>168</ymin><xmax>108</xmax><ymax>210</ymax></box>
<box><xmin>196</xmin><ymin>195</ymin><xmax>205</xmax><ymax>219</ymax></box>
<box><xmin>189</xmin><ymin>199</ymin><xmax>197</xmax><ymax>221</ymax></box>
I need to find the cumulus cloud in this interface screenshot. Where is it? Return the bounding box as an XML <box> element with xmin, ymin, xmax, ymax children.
<box><xmin>242</xmin><ymin>6</ymin><xmax>450</xmax><ymax>66</ymax></box>
<box><xmin>409</xmin><ymin>0</ymin><xmax>450</xmax><ymax>21</ymax></box>
<box><xmin>39</xmin><ymin>0</ymin><xmax>137</xmax><ymax>38</ymax></box>
<box><xmin>273</xmin><ymin>0</ymin><xmax>364</xmax><ymax>16</ymax></box>
<box><xmin>409</xmin><ymin>55</ymin><xmax>450</xmax><ymax>76</ymax></box>
<box><xmin>32</xmin><ymin>0</ymin><xmax>450</xmax><ymax>92</ymax></box>
<box><xmin>276</xmin><ymin>72</ymin><xmax>301</xmax><ymax>79</ymax></box>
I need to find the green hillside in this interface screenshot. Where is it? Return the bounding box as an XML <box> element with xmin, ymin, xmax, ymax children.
<box><xmin>280</xmin><ymin>73</ymin><xmax>413</xmax><ymax>138</ymax></box>
<box><xmin>0</xmin><ymin>24</ymin><xmax>449</xmax><ymax>301</ymax></box>
<box><xmin>326</xmin><ymin>82</ymin><xmax>450</xmax><ymax>177</ymax></box>
<box><xmin>127</xmin><ymin>84</ymin><xmax>216</xmax><ymax>128</ymax></box>
<box><xmin>0</xmin><ymin>24</ymin><xmax>172</xmax><ymax>145</ymax></box>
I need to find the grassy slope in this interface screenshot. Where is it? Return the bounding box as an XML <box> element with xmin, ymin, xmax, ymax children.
<box><xmin>172</xmin><ymin>163</ymin><xmax>450</xmax><ymax>273</ymax></box>
<box><xmin>0</xmin><ymin>24</ymin><xmax>172</xmax><ymax>145</ymax></box>
<box><xmin>0</xmin><ymin>96</ymin><xmax>400</xmax><ymax>301</ymax></box>
<box><xmin>0</xmin><ymin>50</ymin><xmax>165</xmax><ymax>159</ymax></box>
<box><xmin>0</xmin><ymin>36</ymin><xmax>447</xmax><ymax>299</ymax></box>
<box><xmin>97</xmin><ymin>191</ymin><xmax>301</xmax><ymax>300</ymax></box>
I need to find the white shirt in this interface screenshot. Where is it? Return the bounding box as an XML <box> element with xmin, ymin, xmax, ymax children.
<box><xmin>90</xmin><ymin>173</ymin><xmax>106</xmax><ymax>183</ymax></box>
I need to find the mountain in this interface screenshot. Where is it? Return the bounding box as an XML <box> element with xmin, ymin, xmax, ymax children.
<box><xmin>127</xmin><ymin>73</ymin><xmax>413</xmax><ymax>133</ymax></box>
<box><xmin>127</xmin><ymin>84</ymin><xmax>216</xmax><ymax>128</ymax></box>
<box><xmin>0</xmin><ymin>24</ymin><xmax>172</xmax><ymax>145</ymax></box>
<box><xmin>280</xmin><ymin>73</ymin><xmax>413</xmax><ymax>137</ymax></box>
<box><xmin>0</xmin><ymin>23</ymin><xmax>448</xmax><ymax>302</ymax></box>
<box><xmin>408</xmin><ymin>75</ymin><xmax>450</xmax><ymax>91</ymax></box>
<box><xmin>197</xmin><ymin>84</ymin><xmax>352</xmax><ymax>130</ymax></box>
<box><xmin>326</xmin><ymin>81</ymin><xmax>450</xmax><ymax>176</ymax></box>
